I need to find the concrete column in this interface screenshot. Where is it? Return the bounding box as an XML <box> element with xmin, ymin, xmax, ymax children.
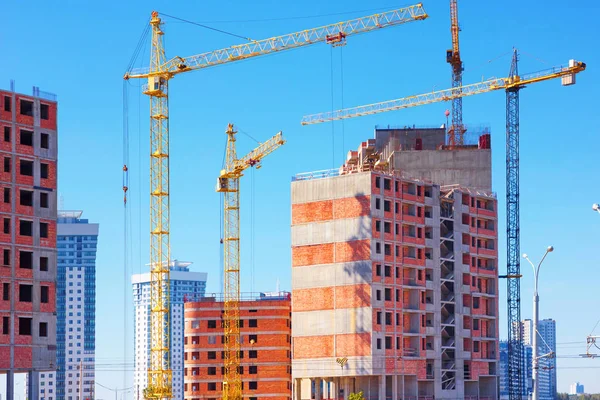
<box><xmin>295</xmin><ymin>378</ymin><xmax>302</xmax><ymax>400</ymax></box>
<box><xmin>378</xmin><ymin>375</ymin><xmax>385</xmax><ymax>400</ymax></box>
<box><xmin>315</xmin><ymin>378</ymin><xmax>323</xmax><ymax>400</ymax></box>
<box><xmin>392</xmin><ymin>374</ymin><xmax>398</xmax><ymax>400</ymax></box>
<box><xmin>7</xmin><ymin>370</ymin><xmax>15</xmax><ymax>400</ymax></box>
<box><xmin>28</xmin><ymin>370</ymin><xmax>39</xmax><ymax>400</ymax></box>
<box><xmin>343</xmin><ymin>377</ymin><xmax>350</xmax><ymax>400</ymax></box>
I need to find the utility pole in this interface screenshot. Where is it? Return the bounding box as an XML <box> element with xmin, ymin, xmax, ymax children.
<box><xmin>523</xmin><ymin>246</ymin><xmax>554</xmax><ymax>400</ymax></box>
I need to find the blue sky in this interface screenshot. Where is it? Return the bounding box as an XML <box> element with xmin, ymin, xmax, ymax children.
<box><xmin>1</xmin><ymin>0</ymin><xmax>599</xmax><ymax>397</ymax></box>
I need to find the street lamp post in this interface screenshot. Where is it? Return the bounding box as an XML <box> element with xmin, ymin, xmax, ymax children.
<box><xmin>522</xmin><ymin>246</ymin><xmax>554</xmax><ymax>400</ymax></box>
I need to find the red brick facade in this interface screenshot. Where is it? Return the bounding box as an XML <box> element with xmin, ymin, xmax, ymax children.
<box><xmin>0</xmin><ymin>89</ymin><xmax>57</xmax><ymax>371</ymax></box>
<box><xmin>184</xmin><ymin>295</ymin><xmax>291</xmax><ymax>400</ymax></box>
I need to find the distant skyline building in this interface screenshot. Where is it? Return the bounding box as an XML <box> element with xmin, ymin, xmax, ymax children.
<box><xmin>569</xmin><ymin>382</ymin><xmax>584</xmax><ymax>395</ymax></box>
<box><xmin>499</xmin><ymin>341</ymin><xmax>532</xmax><ymax>400</ymax></box>
<box><xmin>28</xmin><ymin>211</ymin><xmax>99</xmax><ymax>400</ymax></box>
<box><xmin>521</xmin><ymin>319</ymin><xmax>557</xmax><ymax>400</ymax></box>
<box><xmin>132</xmin><ymin>260</ymin><xmax>207</xmax><ymax>400</ymax></box>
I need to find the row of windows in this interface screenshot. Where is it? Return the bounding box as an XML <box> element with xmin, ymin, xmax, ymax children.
<box><xmin>201</xmin><ymin>318</ymin><xmax>259</xmax><ymax>329</ymax></box>
<box><xmin>2</xmin><ymin>97</ymin><xmax>52</xmax><ymax>120</ymax></box>
<box><xmin>2</xmin><ymin>127</ymin><xmax>51</xmax><ymax>149</ymax></box>
<box><xmin>375</xmin><ymin>220</ymin><xmax>426</xmax><ymax>238</ymax></box>
<box><xmin>374</xmin><ymin>176</ymin><xmax>430</xmax><ymax>197</ymax></box>
<box><xmin>1</xmin><ymin>250</ymin><xmax>49</xmax><ymax>270</ymax></box>
<box><xmin>188</xmin><ymin>381</ymin><xmax>259</xmax><ymax>391</ymax></box>
<box><xmin>186</xmin><ymin>365</ymin><xmax>259</xmax><ymax>376</ymax></box>
<box><xmin>1</xmin><ymin>316</ymin><xmax>48</xmax><ymax>336</ymax></box>
<box><xmin>187</xmin><ymin>350</ymin><xmax>259</xmax><ymax>360</ymax></box>
<box><xmin>374</xmin><ymin>242</ymin><xmax>429</xmax><ymax>259</ymax></box>
<box><xmin>2</xmin><ymin>282</ymin><xmax>50</xmax><ymax>303</ymax></box>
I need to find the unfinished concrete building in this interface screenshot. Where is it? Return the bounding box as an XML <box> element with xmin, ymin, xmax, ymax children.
<box><xmin>0</xmin><ymin>83</ymin><xmax>58</xmax><ymax>400</ymax></box>
<box><xmin>290</xmin><ymin>127</ymin><xmax>498</xmax><ymax>400</ymax></box>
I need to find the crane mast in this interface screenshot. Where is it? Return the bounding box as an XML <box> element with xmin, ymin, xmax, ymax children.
<box><xmin>447</xmin><ymin>0</ymin><xmax>465</xmax><ymax>146</ymax></box>
<box><xmin>124</xmin><ymin>5</ymin><xmax>427</xmax><ymax>399</ymax></box>
<box><xmin>144</xmin><ymin>11</ymin><xmax>172</xmax><ymax>400</ymax></box>
<box><xmin>217</xmin><ymin>125</ymin><xmax>285</xmax><ymax>400</ymax></box>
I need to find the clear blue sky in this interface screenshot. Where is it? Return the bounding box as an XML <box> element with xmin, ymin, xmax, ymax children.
<box><xmin>1</xmin><ymin>0</ymin><xmax>599</xmax><ymax>397</ymax></box>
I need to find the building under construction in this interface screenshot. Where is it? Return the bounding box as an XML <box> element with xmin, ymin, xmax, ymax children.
<box><xmin>290</xmin><ymin>127</ymin><xmax>499</xmax><ymax>400</ymax></box>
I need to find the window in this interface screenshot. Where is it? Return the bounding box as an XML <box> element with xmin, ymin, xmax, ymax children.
<box><xmin>40</xmin><ymin>222</ymin><xmax>48</xmax><ymax>238</ymax></box>
<box><xmin>41</xmin><ymin>133</ymin><xmax>49</xmax><ymax>149</ymax></box>
<box><xmin>20</xmin><ymin>130</ymin><xmax>33</xmax><ymax>146</ymax></box>
<box><xmin>473</xmin><ymin>297</ymin><xmax>480</xmax><ymax>309</ymax></box>
<box><xmin>249</xmin><ymin>366</ymin><xmax>257</xmax><ymax>374</ymax></box>
<box><xmin>3</xmin><ymin>127</ymin><xmax>10</xmax><ymax>143</ymax></box>
<box><xmin>384</xmin><ymin>244</ymin><xmax>391</xmax><ymax>256</ymax></box>
<box><xmin>40</xmin><ymin>192</ymin><xmax>49</xmax><ymax>208</ymax></box>
<box><xmin>396</xmin><ymin>289</ymin><xmax>400</xmax><ymax>302</ymax></box>
<box><xmin>2</xmin><ymin>283</ymin><xmax>9</xmax><ymax>300</ymax></box>
<box><xmin>375</xmin><ymin>264</ymin><xmax>381</xmax><ymax>276</ymax></box>
<box><xmin>19</xmin><ymin>317</ymin><xmax>32</xmax><ymax>335</ymax></box>
<box><xmin>396</xmin><ymin>313</ymin><xmax>400</xmax><ymax>326</ymax></box>
<box><xmin>207</xmin><ymin>351</ymin><xmax>217</xmax><ymax>359</ymax></box>
<box><xmin>385</xmin><ymin>312</ymin><xmax>392</xmax><ymax>326</ymax></box>
<box><xmin>375</xmin><ymin>242</ymin><xmax>381</xmax><ymax>254</ymax></box>
<box><xmin>20</xmin><ymin>160</ymin><xmax>33</xmax><ymax>176</ymax></box>
<box><xmin>249</xmin><ymin>319</ymin><xmax>257</xmax><ymax>328</ymax></box>
<box><xmin>20</xmin><ymin>100</ymin><xmax>33</xmax><ymax>116</ymax></box>
<box><xmin>39</xmin><ymin>322</ymin><xmax>48</xmax><ymax>337</ymax></box>
<box><xmin>207</xmin><ymin>383</ymin><xmax>217</xmax><ymax>391</ymax></box>
<box><xmin>20</xmin><ymin>220</ymin><xmax>32</xmax><ymax>236</ymax></box>
<box><xmin>40</xmin><ymin>163</ymin><xmax>49</xmax><ymax>179</ymax></box>
<box><xmin>249</xmin><ymin>350</ymin><xmax>257</xmax><ymax>359</ymax></box>
<box><xmin>384</xmin><ymin>265</ymin><xmax>391</xmax><ymax>277</ymax></box>
<box><xmin>384</xmin><ymin>179</ymin><xmax>391</xmax><ymax>191</ymax></box>
<box><xmin>3</xmin><ymin>96</ymin><xmax>10</xmax><ymax>112</ymax></box>
<box><xmin>40</xmin><ymin>104</ymin><xmax>49</xmax><ymax>120</ymax></box>
<box><xmin>207</xmin><ymin>367</ymin><xmax>216</xmax><ymax>376</ymax></box>
<box><xmin>384</xmin><ymin>288</ymin><xmax>391</xmax><ymax>301</ymax></box>
<box><xmin>19</xmin><ymin>284</ymin><xmax>32</xmax><ymax>302</ymax></box>
<box><xmin>473</xmin><ymin>319</ymin><xmax>480</xmax><ymax>330</ymax></box>
<box><xmin>384</xmin><ymin>200</ymin><xmax>391</xmax><ymax>212</ymax></box>
<box><xmin>4</xmin><ymin>157</ymin><xmax>10</xmax><ymax>173</ymax></box>
<box><xmin>376</xmin><ymin>312</ymin><xmax>381</xmax><ymax>325</ymax></box>
<box><xmin>385</xmin><ymin>336</ymin><xmax>392</xmax><ymax>349</ymax></box>
<box><xmin>249</xmin><ymin>334</ymin><xmax>257</xmax><ymax>343</ymax></box>
<box><xmin>376</xmin><ymin>338</ymin><xmax>381</xmax><ymax>350</ymax></box>
<box><xmin>41</xmin><ymin>286</ymin><xmax>49</xmax><ymax>303</ymax></box>
<box><xmin>384</xmin><ymin>222</ymin><xmax>391</xmax><ymax>234</ymax></box>
<box><xmin>3</xmin><ymin>218</ymin><xmax>9</xmax><ymax>234</ymax></box>
<box><xmin>20</xmin><ymin>190</ymin><xmax>33</xmax><ymax>206</ymax></box>
<box><xmin>3</xmin><ymin>249</ymin><xmax>9</xmax><ymax>266</ymax></box>
<box><xmin>249</xmin><ymin>382</ymin><xmax>258</xmax><ymax>390</ymax></box>
<box><xmin>376</xmin><ymin>290</ymin><xmax>381</xmax><ymax>301</ymax></box>
<box><xmin>375</xmin><ymin>220</ymin><xmax>380</xmax><ymax>232</ymax></box>
<box><xmin>2</xmin><ymin>317</ymin><xmax>8</xmax><ymax>334</ymax></box>
<box><xmin>4</xmin><ymin>187</ymin><xmax>10</xmax><ymax>203</ymax></box>
<box><xmin>207</xmin><ymin>320</ymin><xmax>217</xmax><ymax>328</ymax></box>
<box><xmin>375</xmin><ymin>177</ymin><xmax>380</xmax><ymax>189</ymax></box>
<box><xmin>40</xmin><ymin>256</ymin><xmax>48</xmax><ymax>271</ymax></box>
<box><xmin>474</xmin><ymin>341</ymin><xmax>480</xmax><ymax>352</ymax></box>
<box><xmin>375</xmin><ymin>198</ymin><xmax>381</xmax><ymax>210</ymax></box>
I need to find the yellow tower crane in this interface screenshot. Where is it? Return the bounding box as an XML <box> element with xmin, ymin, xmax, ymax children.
<box><xmin>123</xmin><ymin>5</ymin><xmax>428</xmax><ymax>400</ymax></box>
<box><xmin>217</xmin><ymin>124</ymin><xmax>285</xmax><ymax>400</ymax></box>
<box><xmin>301</xmin><ymin>59</ymin><xmax>586</xmax><ymax>124</ymax></box>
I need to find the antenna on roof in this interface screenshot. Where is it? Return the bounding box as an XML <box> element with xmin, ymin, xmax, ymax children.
<box><xmin>59</xmin><ymin>194</ymin><xmax>64</xmax><ymax>211</ymax></box>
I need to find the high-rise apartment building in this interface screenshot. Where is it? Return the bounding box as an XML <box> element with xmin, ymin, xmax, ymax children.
<box><xmin>27</xmin><ymin>211</ymin><xmax>99</xmax><ymax>400</ymax></box>
<box><xmin>183</xmin><ymin>292</ymin><xmax>292</xmax><ymax>400</ymax></box>
<box><xmin>133</xmin><ymin>260</ymin><xmax>207</xmax><ymax>400</ymax></box>
<box><xmin>291</xmin><ymin>128</ymin><xmax>499</xmax><ymax>400</ymax></box>
<box><xmin>521</xmin><ymin>319</ymin><xmax>557</xmax><ymax>400</ymax></box>
<box><xmin>499</xmin><ymin>341</ymin><xmax>532</xmax><ymax>400</ymax></box>
<box><xmin>0</xmin><ymin>83</ymin><xmax>58</xmax><ymax>399</ymax></box>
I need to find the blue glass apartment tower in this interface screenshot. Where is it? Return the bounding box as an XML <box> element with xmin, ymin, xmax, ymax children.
<box><xmin>29</xmin><ymin>211</ymin><xmax>99</xmax><ymax>400</ymax></box>
<box><xmin>132</xmin><ymin>260</ymin><xmax>207</xmax><ymax>400</ymax></box>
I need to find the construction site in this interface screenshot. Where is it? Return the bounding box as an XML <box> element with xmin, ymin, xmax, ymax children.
<box><xmin>0</xmin><ymin>1</ymin><xmax>593</xmax><ymax>400</ymax></box>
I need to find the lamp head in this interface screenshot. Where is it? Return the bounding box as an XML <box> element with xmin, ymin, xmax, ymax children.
<box><xmin>593</xmin><ymin>203</ymin><xmax>599</xmax><ymax>211</ymax></box>
<box><xmin>522</xmin><ymin>253</ymin><xmax>528</xmax><ymax>259</ymax></box>
<box><xmin>547</xmin><ymin>246</ymin><xmax>554</xmax><ymax>253</ymax></box>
